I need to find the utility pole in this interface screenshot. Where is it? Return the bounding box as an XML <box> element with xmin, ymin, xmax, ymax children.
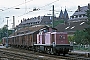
<box><xmin>13</xmin><ymin>16</ymin><xmax>15</xmax><ymax>29</ymax></box>
<box><xmin>5</xmin><ymin>17</ymin><xmax>9</xmax><ymax>48</ymax></box>
<box><xmin>52</xmin><ymin>5</ymin><xmax>54</xmax><ymax>28</ymax></box>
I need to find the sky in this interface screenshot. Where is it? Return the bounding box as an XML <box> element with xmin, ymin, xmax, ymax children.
<box><xmin>0</xmin><ymin>0</ymin><xmax>90</xmax><ymax>29</ymax></box>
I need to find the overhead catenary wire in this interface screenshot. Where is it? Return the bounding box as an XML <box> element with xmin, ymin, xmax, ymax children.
<box><xmin>39</xmin><ymin>0</ymin><xmax>59</xmax><ymax>8</ymax></box>
<box><xmin>1</xmin><ymin>0</ymin><xmax>33</xmax><ymax>12</ymax></box>
<box><xmin>0</xmin><ymin>0</ymin><xmax>33</xmax><ymax>28</ymax></box>
<box><xmin>1</xmin><ymin>0</ymin><xmax>60</xmax><ymax>28</ymax></box>
<box><xmin>17</xmin><ymin>0</ymin><xmax>60</xmax><ymax>17</ymax></box>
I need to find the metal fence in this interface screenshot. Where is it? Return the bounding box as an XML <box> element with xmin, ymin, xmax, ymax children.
<box><xmin>73</xmin><ymin>45</ymin><xmax>90</xmax><ymax>51</ymax></box>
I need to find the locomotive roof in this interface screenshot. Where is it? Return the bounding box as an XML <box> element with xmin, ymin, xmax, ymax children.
<box><xmin>51</xmin><ymin>32</ymin><xmax>67</xmax><ymax>34</ymax></box>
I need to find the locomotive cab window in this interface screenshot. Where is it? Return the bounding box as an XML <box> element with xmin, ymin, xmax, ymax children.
<box><xmin>60</xmin><ymin>35</ymin><xmax>65</xmax><ymax>40</ymax></box>
<box><xmin>60</xmin><ymin>36</ymin><xmax>63</xmax><ymax>39</ymax></box>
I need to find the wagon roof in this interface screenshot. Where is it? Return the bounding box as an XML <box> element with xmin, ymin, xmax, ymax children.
<box><xmin>9</xmin><ymin>25</ymin><xmax>48</xmax><ymax>37</ymax></box>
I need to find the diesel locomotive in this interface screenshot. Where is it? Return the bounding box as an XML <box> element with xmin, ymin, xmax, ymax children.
<box><xmin>2</xmin><ymin>25</ymin><xmax>73</xmax><ymax>55</ymax></box>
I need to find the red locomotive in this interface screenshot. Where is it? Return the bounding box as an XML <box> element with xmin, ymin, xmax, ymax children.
<box><xmin>2</xmin><ymin>25</ymin><xmax>73</xmax><ymax>55</ymax></box>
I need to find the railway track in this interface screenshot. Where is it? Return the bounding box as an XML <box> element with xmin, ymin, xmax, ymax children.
<box><xmin>0</xmin><ymin>48</ymin><xmax>62</xmax><ymax>60</ymax></box>
<box><xmin>0</xmin><ymin>47</ymin><xmax>90</xmax><ymax>60</ymax></box>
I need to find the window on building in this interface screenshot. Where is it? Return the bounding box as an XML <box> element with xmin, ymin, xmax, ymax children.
<box><xmin>79</xmin><ymin>15</ymin><xmax>81</xmax><ymax>17</ymax></box>
<box><xmin>75</xmin><ymin>15</ymin><xmax>78</xmax><ymax>18</ymax></box>
<box><xmin>80</xmin><ymin>22</ymin><xmax>85</xmax><ymax>25</ymax></box>
<box><xmin>65</xmin><ymin>26</ymin><xmax>70</xmax><ymax>29</ymax></box>
<box><xmin>83</xmin><ymin>14</ymin><xmax>85</xmax><ymax>17</ymax></box>
<box><xmin>70</xmin><ymin>26</ymin><xmax>75</xmax><ymax>29</ymax></box>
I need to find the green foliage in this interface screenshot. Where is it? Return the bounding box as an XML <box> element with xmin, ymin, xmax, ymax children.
<box><xmin>68</xmin><ymin>35</ymin><xmax>74</xmax><ymax>42</ymax></box>
<box><xmin>73</xmin><ymin>9</ymin><xmax>90</xmax><ymax>44</ymax></box>
<box><xmin>86</xmin><ymin>9</ymin><xmax>90</xmax><ymax>25</ymax></box>
<box><xmin>84</xmin><ymin>9</ymin><xmax>90</xmax><ymax>44</ymax></box>
<box><xmin>0</xmin><ymin>25</ymin><xmax>13</xmax><ymax>43</ymax></box>
<box><xmin>74</xmin><ymin>30</ymin><xmax>89</xmax><ymax>44</ymax></box>
<box><xmin>54</xmin><ymin>19</ymin><xmax>64</xmax><ymax>27</ymax></box>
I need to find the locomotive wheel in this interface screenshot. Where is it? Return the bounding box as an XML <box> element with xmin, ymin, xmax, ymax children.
<box><xmin>50</xmin><ymin>48</ymin><xmax>54</xmax><ymax>55</ymax></box>
<box><xmin>56</xmin><ymin>53</ymin><xmax>60</xmax><ymax>56</ymax></box>
<box><xmin>37</xmin><ymin>48</ymin><xmax>40</xmax><ymax>52</ymax></box>
<box><xmin>63</xmin><ymin>53</ymin><xmax>65</xmax><ymax>56</ymax></box>
<box><xmin>47</xmin><ymin>50</ymin><xmax>51</xmax><ymax>54</ymax></box>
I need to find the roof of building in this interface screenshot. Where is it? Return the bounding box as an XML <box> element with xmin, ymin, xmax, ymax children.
<box><xmin>59</xmin><ymin>8</ymin><xmax>69</xmax><ymax>20</ymax></box>
<box><xmin>20</xmin><ymin>16</ymin><xmax>43</xmax><ymax>25</ymax></box>
<box><xmin>17</xmin><ymin>16</ymin><xmax>58</xmax><ymax>28</ymax></box>
<box><xmin>64</xmin><ymin>8</ymin><xmax>69</xmax><ymax>19</ymax></box>
<box><xmin>59</xmin><ymin>9</ymin><xmax>64</xmax><ymax>19</ymax></box>
<box><xmin>55</xmin><ymin>21</ymin><xmax>89</xmax><ymax>34</ymax></box>
<box><xmin>69</xmin><ymin>4</ymin><xmax>90</xmax><ymax>21</ymax></box>
<box><xmin>72</xmin><ymin>6</ymin><xmax>88</xmax><ymax>16</ymax></box>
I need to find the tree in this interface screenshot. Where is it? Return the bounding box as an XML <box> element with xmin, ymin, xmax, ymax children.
<box><xmin>84</xmin><ymin>9</ymin><xmax>90</xmax><ymax>44</ymax></box>
<box><xmin>74</xmin><ymin>30</ymin><xmax>89</xmax><ymax>45</ymax></box>
<box><xmin>68</xmin><ymin>35</ymin><xmax>74</xmax><ymax>42</ymax></box>
<box><xmin>0</xmin><ymin>25</ymin><xmax>13</xmax><ymax>42</ymax></box>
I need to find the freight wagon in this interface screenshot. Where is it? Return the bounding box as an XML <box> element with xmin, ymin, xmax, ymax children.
<box><xmin>2</xmin><ymin>25</ymin><xmax>73</xmax><ymax>55</ymax></box>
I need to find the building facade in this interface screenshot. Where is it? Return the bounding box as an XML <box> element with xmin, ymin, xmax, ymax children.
<box><xmin>55</xmin><ymin>3</ymin><xmax>90</xmax><ymax>35</ymax></box>
<box><xmin>16</xmin><ymin>8</ymin><xmax>69</xmax><ymax>29</ymax></box>
<box><xmin>69</xmin><ymin>3</ymin><xmax>90</xmax><ymax>22</ymax></box>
